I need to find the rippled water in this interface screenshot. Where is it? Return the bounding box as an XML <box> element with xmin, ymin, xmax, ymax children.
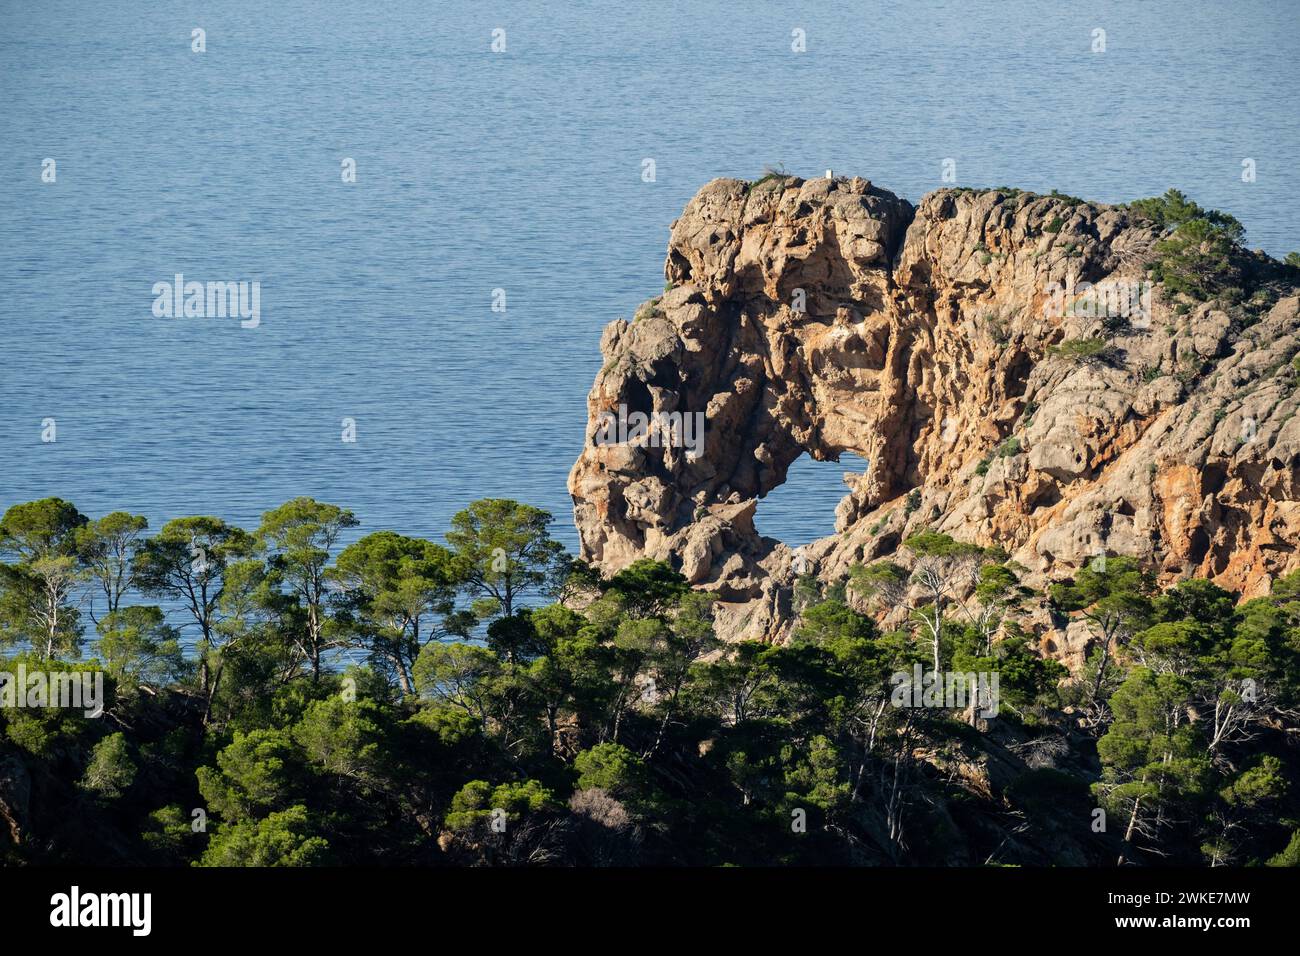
<box><xmin>3</xmin><ymin>0</ymin><xmax>1298</xmax><ymax>559</ymax></box>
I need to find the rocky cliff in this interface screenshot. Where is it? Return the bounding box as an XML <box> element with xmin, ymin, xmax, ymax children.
<box><xmin>568</xmin><ymin>175</ymin><xmax>1300</xmax><ymax>646</ymax></box>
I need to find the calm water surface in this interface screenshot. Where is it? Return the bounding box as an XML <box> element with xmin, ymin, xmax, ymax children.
<box><xmin>3</xmin><ymin>0</ymin><xmax>1298</xmax><ymax>566</ymax></box>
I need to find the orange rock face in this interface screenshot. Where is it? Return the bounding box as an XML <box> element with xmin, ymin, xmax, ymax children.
<box><xmin>569</xmin><ymin>176</ymin><xmax>1300</xmax><ymax>643</ymax></box>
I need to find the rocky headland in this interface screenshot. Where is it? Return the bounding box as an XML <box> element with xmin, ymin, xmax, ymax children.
<box><xmin>569</xmin><ymin>175</ymin><xmax>1300</xmax><ymax>659</ymax></box>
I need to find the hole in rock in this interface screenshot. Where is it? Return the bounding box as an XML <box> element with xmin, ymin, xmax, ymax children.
<box><xmin>752</xmin><ymin>452</ymin><xmax>868</xmax><ymax>548</ymax></box>
<box><xmin>1202</xmin><ymin>463</ymin><xmax>1227</xmax><ymax>495</ymax></box>
<box><xmin>1028</xmin><ymin>483</ymin><xmax>1062</xmax><ymax>510</ymax></box>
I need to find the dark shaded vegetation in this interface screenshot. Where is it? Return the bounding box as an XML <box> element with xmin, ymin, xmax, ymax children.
<box><xmin>4</xmin><ymin>500</ymin><xmax>1300</xmax><ymax>868</ymax></box>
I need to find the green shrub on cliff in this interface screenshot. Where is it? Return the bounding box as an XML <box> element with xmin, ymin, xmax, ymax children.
<box><xmin>1126</xmin><ymin>189</ymin><xmax>1246</xmax><ymax>302</ymax></box>
<box><xmin>746</xmin><ymin>165</ymin><xmax>791</xmax><ymax>193</ymax></box>
<box><xmin>1048</xmin><ymin>336</ymin><xmax>1114</xmax><ymax>363</ymax></box>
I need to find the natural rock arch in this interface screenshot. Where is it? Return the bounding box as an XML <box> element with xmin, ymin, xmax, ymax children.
<box><xmin>569</xmin><ymin>175</ymin><xmax>1300</xmax><ymax>642</ymax></box>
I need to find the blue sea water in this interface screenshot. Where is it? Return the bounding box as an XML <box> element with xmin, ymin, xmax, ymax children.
<box><xmin>2</xmin><ymin>0</ymin><xmax>1299</xmax><ymax>564</ymax></box>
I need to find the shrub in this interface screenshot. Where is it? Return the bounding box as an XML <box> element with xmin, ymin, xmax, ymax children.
<box><xmin>633</xmin><ymin>299</ymin><xmax>664</xmax><ymax>323</ymax></box>
<box><xmin>1126</xmin><ymin>189</ymin><xmax>1245</xmax><ymax>302</ymax></box>
<box><xmin>1049</xmin><ymin>189</ymin><xmax>1085</xmax><ymax>206</ymax></box>
<box><xmin>575</xmin><ymin>743</ymin><xmax>650</xmax><ymax>798</ymax></box>
<box><xmin>81</xmin><ymin>732</ymin><xmax>137</xmax><ymax>799</ymax></box>
<box><xmin>1047</xmin><ymin>336</ymin><xmax>1113</xmax><ymax>363</ymax></box>
<box><xmin>1152</xmin><ymin>218</ymin><xmax>1242</xmax><ymax>301</ymax></box>
<box><xmin>746</xmin><ymin>166</ymin><xmax>790</xmax><ymax>193</ymax></box>
<box><xmin>1126</xmin><ymin>189</ymin><xmax>1243</xmax><ymax>236</ymax></box>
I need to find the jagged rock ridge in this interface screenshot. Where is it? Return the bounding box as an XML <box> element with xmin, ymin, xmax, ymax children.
<box><xmin>568</xmin><ymin>175</ymin><xmax>1300</xmax><ymax>646</ymax></box>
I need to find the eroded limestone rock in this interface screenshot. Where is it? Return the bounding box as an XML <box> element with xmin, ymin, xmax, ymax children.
<box><xmin>569</xmin><ymin>176</ymin><xmax>1300</xmax><ymax>645</ymax></box>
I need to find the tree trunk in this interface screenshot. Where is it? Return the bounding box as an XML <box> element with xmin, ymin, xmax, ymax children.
<box><xmin>202</xmin><ymin>658</ymin><xmax>227</xmax><ymax>728</ymax></box>
<box><xmin>931</xmin><ymin>607</ymin><xmax>942</xmax><ymax>673</ymax></box>
<box><xmin>1118</xmin><ymin>773</ymin><xmax>1147</xmax><ymax>865</ymax></box>
<box><xmin>1090</xmin><ymin>632</ymin><xmax>1113</xmax><ymax>703</ymax></box>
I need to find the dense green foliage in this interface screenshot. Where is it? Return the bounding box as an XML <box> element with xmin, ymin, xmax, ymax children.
<box><xmin>1046</xmin><ymin>336</ymin><xmax>1116</xmax><ymax>364</ymax></box>
<box><xmin>3</xmin><ymin>501</ymin><xmax>1299</xmax><ymax>867</ymax></box>
<box><xmin>1125</xmin><ymin>189</ymin><xmax>1250</xmax><ymax>303</ymax></box>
